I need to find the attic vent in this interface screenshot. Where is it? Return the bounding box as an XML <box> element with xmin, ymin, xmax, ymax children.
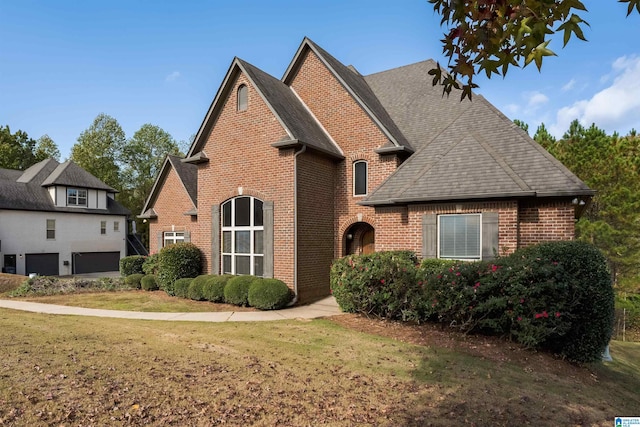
<box><xmin>237</xmin><ymin>84</ymin><xmax>248</xmax><ymax>111</ymax></box>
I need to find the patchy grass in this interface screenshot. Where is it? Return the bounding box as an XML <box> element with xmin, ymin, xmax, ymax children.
<box><xmin>12</xmin><ymin>291</ymin><xmax>255</xmax><ymax>313</ymax></box>
<box><xmin>0</xmin><ymin>273</ymin><xmax>26</xmax><ymax>294</ymax></box>
<box><xmin>0</xmin><ymin>310</ymin><xmax>637</xmax><ymax>426</ymax></box>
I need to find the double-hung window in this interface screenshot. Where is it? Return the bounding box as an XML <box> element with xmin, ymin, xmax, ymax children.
<box><xmin>46</xmin><ymin>219</ymin><xmax>55</xmax><ymax>240</ymax></box>
<box><xmin>67</xmin><ymin>188</ymin><xmax>87</xmax><ymax>207</ymax></box>
<box><xmin>221</xmin><ymin>196</ymin><xmax>264</xmax><ymax>276</ymax></box>
<box><xmin>438</xmin><ymin>214</ymin><xmax>481</xmax><ymax>260</ymax></box>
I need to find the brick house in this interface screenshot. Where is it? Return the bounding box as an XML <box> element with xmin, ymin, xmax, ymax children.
<box><xmin>140</xmin><ymin>38</ymin><xmax>593</xmax><ymax>303</ymax></box>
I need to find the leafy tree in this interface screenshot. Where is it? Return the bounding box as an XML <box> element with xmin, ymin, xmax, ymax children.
<box><xmin>513</xmin><ymin>119</ymin><xmax>529</xmax><ymax>134</ymax></box>
<box><xmin>533</xmin><ymin>122</ymin><xmax>556</xmax><ymax>150</ymax></box>
<box><xmin>0</xmin><ymin>125</ymin><xmax>60</xmax><ymax>170</ymax></box>
<box><xmin>71</xmin><ymin>113</ymin><xmax>126</xmax><ymax>190</ymax></box>
<box><xmin>120</xmin><ymin>124</ymin><xmax>181</xmax><ymax>244</ymax></box>
<box><xmin>428</xmin><ymin>0</ymin><xmax>640</xmax><ymax>99</ymax></box>
<box><xmin>34</xmin><ymin>134</ymin><xmax>61</xmax><ymax>162</ymax></box>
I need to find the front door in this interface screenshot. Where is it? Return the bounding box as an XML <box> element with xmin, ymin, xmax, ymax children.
<box><xmin>361</xmin><ymin>229</ymin><xmax>375</xmax><ymax>255</ymax></box>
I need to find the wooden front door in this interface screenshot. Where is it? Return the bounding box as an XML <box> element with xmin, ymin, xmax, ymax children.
<box><xmin>361</xmin><ymin>229</ymin><xmax>375</xmax><ymax>255</ymax></box>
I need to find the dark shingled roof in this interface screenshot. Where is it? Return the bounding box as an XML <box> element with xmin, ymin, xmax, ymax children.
<box><xmin>0</xmin><ymin>159</ymin><xmax>129</xmax><ymax>215</ymax></box>
<box><xmin>362</xmin><ymin>92</ymin><xmax>594</xmax><ymax>205</ymax></box>
<box><xmin>167</xmin><ymin>155</ymin><xmax>197</xmax><ymax>206</ymax></box>
<box><xmin>41</xmin><ymin>160</ymin><xmax>116</xmax><ymax>192</ymax></box>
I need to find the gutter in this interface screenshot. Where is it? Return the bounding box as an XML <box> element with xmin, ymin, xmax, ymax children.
<box><xmin>288</xmin><ymin>143</ymin><xmax>307</xmax><ymax>306</ymax></box>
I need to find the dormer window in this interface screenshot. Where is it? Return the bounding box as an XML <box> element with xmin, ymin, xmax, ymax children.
<box><xmin>67</xmin><ymin>188</ymin><xmax>87</xmax><ymax>207</ymax></box>
<box><xmin>237</xmin><ymin>84</ymin><xmax>248</xmax><ymax>111</ymax></box>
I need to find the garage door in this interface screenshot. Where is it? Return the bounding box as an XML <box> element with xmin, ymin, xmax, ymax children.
<box><xmin>26</xmin><ymin>253</ymin><xmax>59</xmax><ymax>276</ymax></box>
<box><xmin>73</xmin><ymin>252</ymin><xmax>121</xmax><ymax>274</ymax></box>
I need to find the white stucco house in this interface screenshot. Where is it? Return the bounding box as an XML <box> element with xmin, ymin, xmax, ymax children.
<box><xmin>0</xmin><ymin>159</ymin><xmax>130</xmax><ymax>276</ymax></box>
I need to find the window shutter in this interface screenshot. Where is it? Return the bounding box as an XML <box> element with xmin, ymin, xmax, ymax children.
<box><xmin>422</xmin><ymin>214</ymin><xmax>437</xmax><ymax>259</ymax></box>
<box><xmin>263</xmin><ymin>201</ymin><xmax>274</xmax><ymax>278</ymax></box>
<box><xmin>211</xmin><ymin>205</ymin><xmax>220</xmax><ymax>275</ymax></box>
<box><xmin>157</xmin><ymin>232</ymin><xmax>163</xmax><ymax>251</ymax></box>
<box><xmin>482</xmin><ymin>212</ymin><xmax>499</xmax><ymax>260</ymax></box>
<box><xmin>183</xmin><ymin>231</ymin><xmax>191</xmax><ymax>243</ymax></box>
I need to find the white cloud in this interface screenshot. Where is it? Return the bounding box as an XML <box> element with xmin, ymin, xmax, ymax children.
<box><xmin>549</xmin><ymin>55</ymin><xmax>640</xmax><ymax>137</ymax></box>
<box><xmin>504</xmin><ymin>103</ymin><xmax>520</xmax><ymax>116</ymax></box>
<box><xmin>527</xmin><ymin>91</ymin><xmax>549</xmax><ymax>108</ymax></box>
<box><xmin>165</xmin><ymin>71</ymin><xmax>181</xmax><ymax>82</ymax></box>
<box><xmin>561</xmin><ymin>78</ymin><xmax>576</xmax><ymax>92</ymax></box>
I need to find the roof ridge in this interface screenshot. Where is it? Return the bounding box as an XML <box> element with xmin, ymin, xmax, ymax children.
<box><xmin>364</xmin><ymin>59</ymin><xmax>438</xmax><ymax>78</ymax></box>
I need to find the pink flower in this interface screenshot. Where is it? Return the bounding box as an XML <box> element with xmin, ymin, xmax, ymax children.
<box><xmin>380</xmin><ymin>279</ymin><xmax>385</xmax><ymax>284</ymax></box>
<box><xmin>455</xmin><ymin>272</ymin><xmax>461</xmax><ymax>276</ymax></box>
<box><xmin>534</xmin><ymin>313</ymin><xmax>543</xmax><ymax>319</ymax></box>
<box><xmin>517</xmin><ymin>316</ymin><xmax>522</xmax><ymax>322</ymax></box>
<box><xmin>474</xmin><ymin>282</ymin><xmax>480</xmax><ymax>289</ymax></box>
<box><xmin>520</xmin><ymin>298</ymin><xmax>525</xmax><ymax>304</ymax></box>
<box><xmin>491</xmin><ymin>264</ymin><xmax>499</xmax><ymax>272</ymax></box>
<box><xmin>555</xmin><ymin>312</ymin><xmax>561</xmax><ymax>318</ymax></box>
<box><xmin>542</xmin><ymin>311</ymin><xmax>548</xmax><ymax>318</ymax></box>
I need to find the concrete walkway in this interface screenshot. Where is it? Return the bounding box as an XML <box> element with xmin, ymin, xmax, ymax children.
<box><xmin>0</xmin><ymin>296</ymin><xmax>343</xmax><ymax>322</ymax></box>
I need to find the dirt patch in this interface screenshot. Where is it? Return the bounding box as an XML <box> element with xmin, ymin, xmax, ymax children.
<box><xmin>0</xmin><ymin>273</ymin><xmax>26</xmax><ymax>293</ymax></box>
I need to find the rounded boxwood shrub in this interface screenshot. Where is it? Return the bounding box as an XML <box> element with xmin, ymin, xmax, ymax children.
<box><xmin>330</xmin><ymin>251</ymin><xmax>419</xmax><ymax>320</ymax></box>
<box><xmin>187</xmin><ymin>275</ymin><xmax>212</xmax><ymax>301</ymax></box>
<box><xmin>248</xmin><ymin>278</ymin><xmax>292</xmax><ymax>310</ymax></box>
<box><xmin>120</xmin><ymin>256</ymin><xmax>146</xmax><ymax>276</ymax></box>
<box><xmin>141</xmin><ymin>274</ymin><xmax>159</xmax><ymax>291</ymax></box>
<box><xmin>224</xmin><ymin>275</ymin><xmax>256</xmax><ymax>306</ymax></box>
<box><xmin>156</xmin><ymin>243</ymin><xmax>202</xmax><ymax>296</ymax></box>
<box><xmin>202</xmin><ymin>275</ymin><xmax>233</xmax><ymax>303</ymax></box>
<box><xmin>124</xmin><ymin>273</ymin><xmax>145</xmax><ymax>289</ymax></box>
<box><xmin>173</xmin><ymin>278</ymin><xmax>194</xmax><ymax>298</ymax></box>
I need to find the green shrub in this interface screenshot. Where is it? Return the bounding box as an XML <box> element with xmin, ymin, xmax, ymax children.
<box><xmin>124</xmin><ymin>273</ymin><xmax>145</xmax><ymax>289</ymax></box>
<box><xmin>248</xmin><ymin>278</ymin><xmax>292</xmax><ymax>310</ymax></box>
<box><xmin>142</xmin><ymin>253</ymin><xmax>159</xmax><ymax>275</ymax></box>
<box><xmin>506</xmin><ymin>241</ymin><xmax>614</xmax><ymax>363</ymax></box>
<box><xmin>187</xmin><ymin>275</ymin><xmax>211</xmax><ymax>301</ymax></box>
<box><xmin>224</xmin><ymin>275</ymin><xmax>257</xmax><ymax>306</ymax></box>
<box><xmin>202</xmin><ymin>275</ymin><xmax>233</xmax><ymax>303</ymax></box>
<box><xmin>330</xmin><ymin>251</ymin><xmax>418</xmax><ymax>320</ymax></box>
<box><xmin>156</xmin><ymin>243</ymin><xmax>202</xmax><ymax>296</ymax></box>
<box><xmin>119</xmin><ymin>255</ymin><xmax>146</xmax><ymax>276</ymax></box>
<box><xmin>141</xmin><ymin>275</ymin><xmax>159</xmax><ymax>291</ymax></box>
<box><xmin>173</xmin><ymin>278</ymin><xmax>194</xmax><ymax>298</ymax></box>
<box><xmin>418</xmin><ymin>258</ymin><xmax>458</xmax><ymax>277</ymax></box>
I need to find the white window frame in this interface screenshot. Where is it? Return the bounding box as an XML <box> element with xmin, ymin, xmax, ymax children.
<box><xmin>221</xmin><ymin>196</ymin><xmax>264</xmax><ymax>276</ymax></box>
<box><xmin>114</xmin><ymin>221</ymin><xmax>120</xmax><ymax>232</ymax></box>
<box><xmin>437</xmin><ymin>214</ymin><xmax>482</xmax><ymax>261</ymax></box>
<box><xmin>163</xmin><ymin>231</ymin><xmax>184</xmax><ymax>247</ymax></box>
<box><xmin>353</xmin><ymin>160</ymin><xmax>368</xmax><ymax>196</ymax></box>
<box><xmin>46</xmin><ymin>219</ymin><xmax>55</xmax><ymax>240</ymax></box>
<box><xmin>67</xmin><ymin>188</ymin><xmax>88</xmax><ymax>207</ymax></box>
<box><xmin>100</xmin><ymin>220</ymin><xmax>107</xmax><ymax>235</ymax></box>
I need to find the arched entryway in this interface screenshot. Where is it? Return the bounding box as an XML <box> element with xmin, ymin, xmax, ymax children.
<box><xmin>343</xmin><ymin>222</ymin><xmax>375</xmax><ymax>256</ymax></box>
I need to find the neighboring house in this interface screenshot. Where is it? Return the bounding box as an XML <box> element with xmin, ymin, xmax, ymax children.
<box><xmin>0</xmin><ymin>159</ymin><xmax>130</xmax><ymax>276</ymax></box>
<box><xmin>140</xmin><ymin>37</ymin><xmax>594</xmax><ymax>303</ymax></box>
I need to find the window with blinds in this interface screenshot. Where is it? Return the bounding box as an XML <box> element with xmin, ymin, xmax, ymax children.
<box><xmin>438</xmin><ymin>214</ymin><xmax>481</xmax><ymax>260</ymax></box>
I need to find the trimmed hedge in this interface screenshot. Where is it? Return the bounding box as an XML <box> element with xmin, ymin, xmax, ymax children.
<box><xmin>156</xmin><ymin>243</ymin><xmax>202</xmax><ymax>296</ymax></box>
<box><xmin>224</xmin><ymin>275</ymin><xmax>256</xmax><ymax>306</ymax></box>
<box><xmin>120</xmin><ymin>256</ymin><xmax>146</xmax><ymax>276</ymax></box>
<box><xmin>141</xmin><ymin>274</ymin><xmax>159</xmax><ymax>291</ymax></box>
<box><xmin>173</xmin><ymin>278</ymin><xmax>193</xmax><ymax>298</ymax></box>
<box><xmin>330</xmin><ymin>251</ymin><xmax>419</xmax><ymax>320</ymax></box>
<box><xmin>202</xmin><ymin>275</ymin><xmax>232</xmax><ymax>303</ymax></box>
<box><xmin>187</xmin><ymin>275</ymin><xmax>211</xmax><ymax>301</ymax></box>
<box><xmin>248</xmin><ymin>278</ymin><xmax>292</xmax><ymax>310</ymax></box>
<box><xmin>124</xmin><ymin>273</ymin><xmax>145</xmax><ymax>289</ymax></box>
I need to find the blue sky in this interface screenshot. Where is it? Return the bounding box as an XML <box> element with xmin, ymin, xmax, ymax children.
<box><xmin>1</xmin><ymin>1</ymin><xmax>639</xmax><ymax>160</ymax></box>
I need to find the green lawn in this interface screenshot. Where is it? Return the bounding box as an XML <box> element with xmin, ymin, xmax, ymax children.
<box><xmin>0</xmin><ymin>308</ymin><xmax>637</xmax><ymax>426</ymax></box>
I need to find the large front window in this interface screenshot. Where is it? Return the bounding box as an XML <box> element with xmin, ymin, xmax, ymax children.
<box><xmin>221</xmin><ymin>196</ymin><xmax>264</xmax><ymax>276</ymax></box>
<box><xmin>67</xmin><ymin>188</ymin><xmax>87</xmax><ymax>207</ymax></box>
<box><xmin>438</xmin><ymin>214</ymin><xmax>481</xmax><ymax>260</ymax></box>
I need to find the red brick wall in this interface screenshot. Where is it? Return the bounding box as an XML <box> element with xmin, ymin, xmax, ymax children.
<box><xmin>195</xmin><ymin>72</ymin><xmax>296</xmax><ymax>288</ymax></box>
<box><xmin>289</xmin><ymin>49</ymin><xmax>401</xmax><ymax>257</ymax></box>
<box><xmin>148</xmin><ymin>167</ymin><xmax>197</xmax><ymax>255</ymax></box>
<box><xmin>518</xmin><ymin>199</ymin><xmax>575</xmax><ymax>246</ymax></box>
<box><xmin>296</xmin><ymin>151</ymin><xmax>336</xmax><ymax>302</ymax></box>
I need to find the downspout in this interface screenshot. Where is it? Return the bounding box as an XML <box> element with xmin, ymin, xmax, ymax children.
<box><xmin>289</xmin><ymin>143</ymin><xmax>307</xmax><ymax>306</ymax></box>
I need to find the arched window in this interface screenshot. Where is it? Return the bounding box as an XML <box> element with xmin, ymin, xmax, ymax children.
<box><xmin>353</xmin><ymin>160</ymin><xmax>368</xmax><ymax>196</ymax></box>
<box><xmin>237</xmin><ymin>84</ymin><xmax>248</xmax><ymax>111</ymax></box>
<box><xmin>221</xmin><ymin>196</ymin><xmax>264</xmax><ymax>276</ymax></box>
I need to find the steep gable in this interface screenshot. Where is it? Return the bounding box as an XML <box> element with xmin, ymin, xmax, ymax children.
<box><xmin>140</xmin><ymin>154</ymin><xmax>197</xmax><ymax>218</ymax></box>
<box><xmin>41</xmin><ymin>160</ymin><xmax>116</xmax><ymax>192</ymax></box>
